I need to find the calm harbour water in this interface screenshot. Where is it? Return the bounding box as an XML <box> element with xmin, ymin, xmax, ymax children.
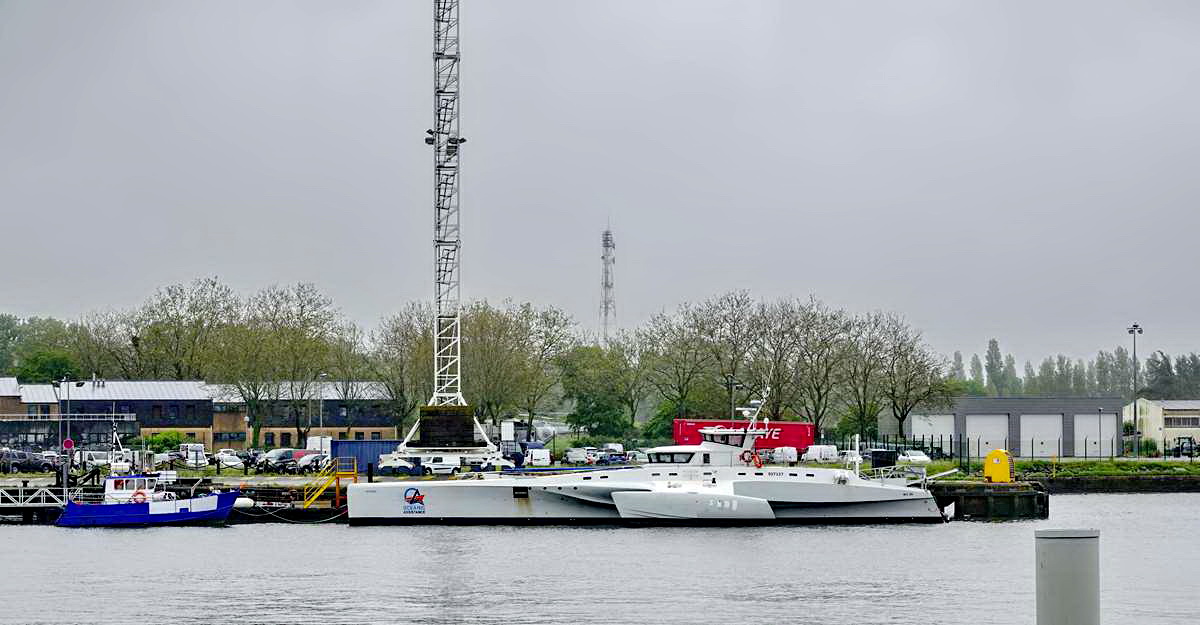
<box><xmin>2</xmin><ymin>493</ymin><xmax>1196</xmax><ymax>625</ymax></box>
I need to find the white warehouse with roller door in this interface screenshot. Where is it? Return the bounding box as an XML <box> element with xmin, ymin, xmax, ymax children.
<box><xmin>1073</xmin><ymin>412</ymin><xmax>1121</xmax><ymax>458</ymax></box>
<box><xmin>965</xmin><ymin>414</ymin><xmax>1009</xmax><ymax>457</ymax></box>
<box><xmin>900</xmin><ymin>397</ymin><xmax>1126</xmax><ymax>458</ymax></box>
<box><xmin>1020</xmin><ymin>414</ymin><xmax>1064</xmax><ymax>458</ymax></box>
<box><xmin>909</xmin><ymin>414</ymin><xmax>954</xmax><ymax>453</ymax></box>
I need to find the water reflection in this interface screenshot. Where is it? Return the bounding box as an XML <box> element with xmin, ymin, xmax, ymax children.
<box><xmin>1</xmin><ymin>494</ymin><xmax>1195</xmax><ymax>625</ymax></box>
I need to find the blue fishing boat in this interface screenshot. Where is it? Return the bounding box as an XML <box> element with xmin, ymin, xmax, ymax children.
<box><xmin>56</xmin><ymin>473</ymin><xmax>242</xmax><ymax>528</ymax></box>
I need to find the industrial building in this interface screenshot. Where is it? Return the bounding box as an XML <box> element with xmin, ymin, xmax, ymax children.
<box><xmin>903</xmin><ymin>396</ymin><xmax>1126</xmax><ymax>458</ymax></box>
<box><xmin>1123</xmin><ymin>398</ymin><xmax>1200</xmax><ymax>449</ymax></box>
<box><xmin>0</xmin><ymin>377</ymin><xmax>398</xmax><ymax>450</ymax></box>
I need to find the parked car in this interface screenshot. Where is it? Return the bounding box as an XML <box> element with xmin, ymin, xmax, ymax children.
<box><xmin>296</xmin><ymin>453</ymin><xmax>329</xmax><ymax>474</ymax></box>
<box><xmin>257</xmin><ymin>448</ymin><xmax>297</xmax><ymax>472</ymax></box>
<box><xmin>1</xmin><ymin>450</ymin><xmax>55</xmax><ymax>473</ymax></box>
<box><xmin>837</xmin><ymin>449</ymin><xmax>863</xmax><ymax>465</ymax></box>
<box><xmin>898</xmin><ymin>449</ymin><xmax>932</xmax><ymax>465</ymax></box>
<box><xmin>596</xmin><ymin>453</ymin><xmax>626</xmax><ymax>465</ymax></box>
<box><xmin>625</xmin><ymin>450</ymin><xmax>649</xmax><ymax>464</ymax></box>
<box><xmin>214</xmin><ymin>449</ymin><xmax>245</xmax><ymax>470</ymax></box>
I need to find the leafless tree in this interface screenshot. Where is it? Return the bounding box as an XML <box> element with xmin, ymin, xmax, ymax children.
<box><xmin>882</xmin><ymin>321</ymin><xmax>954</xmax><ymax>436</ymax></box>
<box><xmin>209</xmin><ymin>300</ymin><xmax>280</xmax><ymax>448</ymax></box>
<box><xmin>785</xmin><ymin>298</ymin><xmax>852</xmax><ymax>436</ymax></box>
<box><xmin>697</xmin><ymin>290</ymin><xmax>761</xmax><ymax>419</ymax></box>
<box><xmin>747</xmin><ymin>298</ymin><xmax>803</xmax><ymax>419</ymax></box>
<box><xmin>644</xmin><ymin>306</ymin><xmax>714</xmax><ymax>418</ymax></box>
<box><xmin>839</xmin><ymin>311</ymin><xmax>892</xmax><ymax>440</ymax></box>
<box><xmin>372</xmin><ymin>303</ymin><xmax>433</xmax><ymax>430</ymax></box>
<box><xmin>253</xmin><ymin>283</ymin><xmax>338</xmax><ymax>446</ymax></box>
<box><xmin>462</xmin><ymin>300</ymin><xmax>526</xmax><ymax>424</ymax></box>
<box><xmin>513</xmin><ymin>305</ymin><xmax>575</xmax><ymax>440</ymax></box>
<box><xmin>608</xmin><ymin>329</ymin><xmax>653</xmax><ymax>426</ymax></box>
<box><xmin>326</xmin><ymin>321</ymin><xmax>371</xmax><ymax>435</ymax></box>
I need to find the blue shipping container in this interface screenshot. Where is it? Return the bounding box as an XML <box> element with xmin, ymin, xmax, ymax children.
<box><xmin>330</xmin><ymin>439</ymin><xmax>402</xmax><ymax>474</ymax></box>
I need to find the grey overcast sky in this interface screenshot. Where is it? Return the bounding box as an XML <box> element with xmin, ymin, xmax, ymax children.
<box><xmin>2</xmin><ymin>0</ymin><xmax>1199</xmax><ymax>366</ymax></box>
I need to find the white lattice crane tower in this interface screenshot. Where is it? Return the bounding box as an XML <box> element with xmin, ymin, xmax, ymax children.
<box><xmin>426</xmin><ymin>0</ymin><xmax>466</xmax><ymax>406</ymax></box>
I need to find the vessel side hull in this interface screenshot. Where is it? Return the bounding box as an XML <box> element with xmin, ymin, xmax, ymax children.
<box><xmin>55</xmin><ymin>491</ymin><xmax>240</xmax><ymax>528</ymax></box>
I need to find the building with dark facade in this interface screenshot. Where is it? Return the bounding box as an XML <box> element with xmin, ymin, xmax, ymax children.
<box><xmin>0</xmin><ymin>378</ymin><xmax>397</xmax><ymax>450</ymax></box>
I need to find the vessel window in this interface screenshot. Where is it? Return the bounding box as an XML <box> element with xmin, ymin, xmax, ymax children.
<box><xmin>136</xmin><ymin>479</ymin><xmax>146</xmax><ymax>490</ymax></box>
<box><xmin>754</xmin><ymin>472</ymin><xmax>763</xmax><ymax>476</ymax></box>
<box><xmin>668</xmin><ymin>472</ymin><xmax>678</xmax><ymax>476</ymax></box>
<box><xmin>737</xmin><ymin>472</ymin><xmax>746</xmax><ymax>476</ymax></box>
<box><xmin>512</xmin><ymin>487</ymin><xmax>529</xmax><ymax>499</ymax></box>
<box><xmin>703</xmin><ymin>472</ymin><xmax>712</xmax><ymax>476</ymax></box>
<box><xmin>651</xmin><ymin>473</ymin><xmax>660</xmax><ymax>477</ymax></box>
<box><xmin>702</xmin><ymin>433</ymin><xmax>713</xmax><ymax>443</ymax></box>
<box><xmin>582</xmin><ymin>476</ymin><xmax>592</xmax><ymax>480</ymax></box>
<box><xmin>702</xmin><ymin>453</ymin><xmax>710</xmax><ymax>464</ymax></box>
<box><xmin>805</xmin><ymin>473</ymin><xmax>814</xmax><ymax>478</ymax></box>
<box><xmin>112</xmin><ymin>479</ymin><xmax>125</xmax><ymax>490</ymax></box>
<box><xmin>788</xmin><ymin>473</ymin><xmax>797</xmax><ymax>477</ymax></box>
<box><xmin>600</xmin><ymin>475</ymin><xmax>608</xmax><ymax>479</ymax></box>
<box><xmin>727</xmin><ymin>435</ymin><xmax>744</xmax><ymax>447</ymax></box>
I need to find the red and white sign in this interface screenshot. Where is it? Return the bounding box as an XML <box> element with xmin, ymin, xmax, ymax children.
<box><xmin>673</xmin><ymin>419</ymin><xmax>814</xmax><ymax>452</ymax></box>
<box><xmin>62</xmin><ymin>438</ymin><xmax>75</xmax><ymax>450</ymax></box>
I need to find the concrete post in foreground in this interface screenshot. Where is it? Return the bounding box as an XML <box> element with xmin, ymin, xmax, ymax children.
<box><xmin>1036</xmin><ymin>529</ymin><xmax>1099</xmax><ymax>625</ymax></box>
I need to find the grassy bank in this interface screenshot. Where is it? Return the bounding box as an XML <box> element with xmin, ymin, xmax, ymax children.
<box><xmin>912</xmin><ymin>459</ymin><xmax>1200</xmax><ymax>480</ymax></box>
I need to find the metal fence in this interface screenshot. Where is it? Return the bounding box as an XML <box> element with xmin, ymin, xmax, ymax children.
<box><xmin>815</xmin><ymin>433</ymin><xmax>1194</xmax><ymax>468</ymax></box>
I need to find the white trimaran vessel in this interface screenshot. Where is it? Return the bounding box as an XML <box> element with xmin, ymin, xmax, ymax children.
<box><xmin>347</xmin><ymin>397</ymin><xmax>946</xmax><ymax>525</ymax></box>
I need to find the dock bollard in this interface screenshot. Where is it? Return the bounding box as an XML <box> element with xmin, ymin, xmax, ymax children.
<box><xmin>1035</xmin><ymin>529</ymin><xmax>1099</xmax><ymax>625</ymax></box>
<box><xmin>367</xmin><ymin>462</ymin><xmax>374</xmax><ymax>483</ymax></box>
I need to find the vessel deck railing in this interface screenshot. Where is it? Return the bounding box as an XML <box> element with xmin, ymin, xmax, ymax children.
<box><xmin>858</xmin><ymin>465</ymin><xmax>929</xmax><ymax>487</ymax></box>
<box><xmin>0</xmin><ymin>486</ymin><xmax>70</xmax><ymax>508</ymax></box>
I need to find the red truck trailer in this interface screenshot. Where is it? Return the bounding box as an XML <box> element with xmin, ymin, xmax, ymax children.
<box><xmin>672</xmin><ymin>419</ymin><xmax>814</xmax><ymax>452</ymax></box>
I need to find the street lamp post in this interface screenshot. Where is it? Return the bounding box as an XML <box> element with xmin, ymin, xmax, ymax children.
<box><xmin>318</xmin><ymin>373</ymin><xmax>329</xmax><ymax>431</ymax></box>
<box><xmin>1128</xmin><ymin>323</ymin><xmax>1143</xmax><ymax>458</ymax></box>
<box><xmin>722</xmin><ymin>374</ymin><xmax>744</xmax><ymax>420</ymax></box>
<box><xmin>1098</xmin><ymin>407</ymin><xmax>1103</xmax><ymax>458</ymax></box>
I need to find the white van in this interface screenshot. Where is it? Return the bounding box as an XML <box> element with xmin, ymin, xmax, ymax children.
<box><xmin>801</xmin><ymin>445</ymin><xmax>839</xmax><ymax>463</ymax></box>
<box><xmin>179</xmin><ymin>443</ymin><xmax>208</xmax><ymax>469</ymax></box>
<box><xmin>425</xmin><ymin>455</ymin><xmax>464</xmax><ymax>475</ymax></box>
<box><xmin>773</xmin><ymin>446</ymin><xmax>799</xmax><ymax>464</ymax></box>
<box><xmin>77</xmin><ymin>450</ymin><xmax>111</xmax><ymax>469</ymax></box>
<box><xmin>524</xmin><ymin>448</ymin><xmax>551</xmax><ymax>467</ymax></box>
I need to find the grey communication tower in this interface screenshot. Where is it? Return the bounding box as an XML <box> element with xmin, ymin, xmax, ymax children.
<box><xmin>425</xmin><ymin>0</ymin><xmax>467</xmax><ymax>407</ymax></box>
<box><xmin>600</xmin><ymin>228</ymin><xmax>616</xmax><ymax>341</ymax></box>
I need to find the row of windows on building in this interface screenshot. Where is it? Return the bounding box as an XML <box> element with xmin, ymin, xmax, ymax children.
<box><xmin>213</xmin><ymin>403</ymin><xmax>382</xmax><ymax>418</ymax></box>
<box><xmin>1164</xmin><ymin>416</ymin><xmax>1200</xmax><ymax>428</ymax></box>
<box><xmin>261</xmin><ymin>430</ymin><xmax>382</xmax><ymax>447</ymax></box>
<box><xmin>0</xmin><ymin>432</ymin><xmax>112</xmax><ymax>447</ymax></box>
<box><xmin>23</xmin><ymin>404</ymin><xmax>201</xmax><ymax>418</ymax></box>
